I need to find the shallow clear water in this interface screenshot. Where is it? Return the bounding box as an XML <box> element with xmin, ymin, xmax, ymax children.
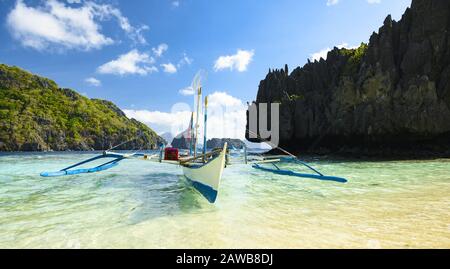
<box><xmin>0</xmin><ymin>152</ymin><xmax>449</xmax><ymax>248</ymax></box>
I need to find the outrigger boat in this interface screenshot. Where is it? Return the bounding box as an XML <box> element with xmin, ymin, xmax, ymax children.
<box><xmin>40</xmin><ymin>73</ymin><xmax>347</xmax><ymax>203</ymax></box>
<box><xmin>40</xmin><ymin>144</ymin><xmax>228</xmax><ymax>203</ymax></box>
<box><xmin>41</xmin><ymin>75</ymin><xmax>228</xmax><ymax>203</ymax></box>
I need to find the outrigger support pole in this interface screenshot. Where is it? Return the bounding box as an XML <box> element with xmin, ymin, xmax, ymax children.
<box><xmin>202</xmin><ymin>96</ymin><xmax>208</xmax><ymax>162</ymax></box>
<box><xmin>40</xmin><ymin>152</ymin><xmax>126</xmax><ymax>177</ymax></box>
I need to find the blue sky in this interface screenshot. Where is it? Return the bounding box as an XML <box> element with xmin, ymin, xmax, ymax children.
<box><xmin>0</xmin><ymin>0</ymin><xmax>411</xmax><ymax>137</ymax></box>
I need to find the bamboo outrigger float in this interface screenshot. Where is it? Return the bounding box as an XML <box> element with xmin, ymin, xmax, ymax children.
<box><xmin>247</xmin><ymin>155</ymin><xmax>347</xmax><ymax>183</ymax></box>
<box><xmin>40</xmin><ymin>152</ymin><xmax>126</xmax><ymax>177</ymax></box>
<box><xmin>243</xmin><ymin>129</ymin><xmax>348</xmax><ymax>183</ymax></box>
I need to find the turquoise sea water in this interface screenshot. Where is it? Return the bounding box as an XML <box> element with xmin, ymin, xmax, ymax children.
<box><xmin>0</xmin><ymin>152</ymin><xmax>449</xmax><ymax>248</ymax></box>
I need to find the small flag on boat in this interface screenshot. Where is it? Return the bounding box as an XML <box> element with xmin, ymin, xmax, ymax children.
<box><xmin>175</xmin><ymin>112</ymin><xmax>193</xmax><ymax>141</ymax></box>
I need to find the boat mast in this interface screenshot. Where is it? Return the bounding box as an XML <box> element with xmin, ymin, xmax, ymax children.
<box><xmin>189</xmin><ymin>112</ymin><xmax>194</xmax><ymax>156</ymax></box>
<box><xmin>202</xmin><ymin>96</ymin><xmax>208</xmax><ymax>162</ymax></box>
<box><xmin>194</xmin><ymin>86</ymin><xmax>202</xmax><ymax>157</ymax></box>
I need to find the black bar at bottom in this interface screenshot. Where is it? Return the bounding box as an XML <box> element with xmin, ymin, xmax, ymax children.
<box><xmin>0</xmin><ymin>249</ymin><xmax>447</xmax><ymax>268</ymax></box>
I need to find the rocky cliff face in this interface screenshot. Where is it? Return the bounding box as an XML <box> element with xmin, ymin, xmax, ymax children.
<box><xmin>247</xmin><ymin>0</ymin><xmax>450</xmax><ymax>156</ymax></box>
<box><xmin>207</xmin><ymin>138</ymin><xmax>245</xmax><ymax>150</ymax></box>
<box><xmin>0</xmin><ymin>64</ymin><xmax>164</xmax><ymax>151</ymax></box>
<box><xmin>171</xmin><ymin>136</ymin><xmax>190</xmax><ymax>149</ymax></box>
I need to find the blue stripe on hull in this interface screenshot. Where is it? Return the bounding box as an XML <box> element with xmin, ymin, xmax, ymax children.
<box><xmin>185</xmin><ymin>176</ymin><xmax>218</xmax><ymax>203</ymax></box>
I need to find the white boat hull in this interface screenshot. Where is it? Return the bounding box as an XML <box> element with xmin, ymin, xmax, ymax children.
<box><xmin>182</xmin><ymin>143</ymin><xmax>227</xmax><ymax>203</ymax></box>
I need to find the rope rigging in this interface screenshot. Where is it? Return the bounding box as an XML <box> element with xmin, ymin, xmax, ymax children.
<box><xmin>107</xmin><ymin>130</ymin><xmax>146</xmax><ymax>152</ymax></box>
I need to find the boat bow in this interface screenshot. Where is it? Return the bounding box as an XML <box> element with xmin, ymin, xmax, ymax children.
<box><xmin>182</xmin><ymin>143</ymin><xmax>227</xmax><ymax>203</ymax></box>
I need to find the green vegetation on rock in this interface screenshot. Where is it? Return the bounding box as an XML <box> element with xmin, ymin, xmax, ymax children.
<box><xmin>0</xmin><ymin>64</ymin><xmax>163</xmax><ymax>151</ymax></box>
<box><xmin>285</xmin><ymin>94</ymin><xmax>304</xmax><ymax>102</ymax></box>
<box><xmin>340</xmin><ymin>43</ymin><xmax>368</xmax><ymax>76</ymax></box>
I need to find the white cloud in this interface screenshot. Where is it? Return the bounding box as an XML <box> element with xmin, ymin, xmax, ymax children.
<box><xmin>172</xmin><ymin>1</ymin><xmax>180</xmax><ymax>8</ymax></box>
<box><xmin>204</xmin><ymin>91</ymin><xmax>247</xmax><ymax>139</ymax></box>
<box><xmin>6</xmin><ymin>0</ymin><xmax>111</xmax><ymax>50</ymax></box>
<box><xmin>161</xmin><ymin>63</ymin><xmax>177</xmax><ymax>74</ymax></box>
<box><xmin>214</xmin><ymin>49</ymin><xmax>254</xmax><ymax>72</ymax></box>
<box><xmin>66</xmin><ymin>0</ymin><xmax>81</xmax><ymax>4</ymax></box>
<box><xmin>152</xmin><ymin>43</ymin><xmax>168</xmax><ymax>57</ymax></box>
<box><xmin>310</xmin><ymin>48</ymin><xmax>331</xmax><ymax>62</ymax></box>
<box><xmin>85</xmin><ymin>77</ymin><xmax>101</xmax><ymax>86</ymax></box>
<box><xmin>327</xmin><ymin>0</ymin><xmax>339</xmax><ymax>6</ymax></box>
<box><xmin>6</xmin><ymin>0</ymin><xmax>147</xmax><ymax>51</ymax></box>
<box><xmin>126</xmin><ymin>110</ymin><xmax>191</xmax><ymax>130</ymax></box>
<box><xmin>367</xmin><ymin>0</ymin><xmax>381</xmax><ymax>4</ymax></box>
<box><xmin>97</xmin><ymin>49</ymin><xmax>157</xmax><ymax>75</ymax></box>
<box><xmin>208</xmin><ymin>91</ymin><xmax>243</xmax><ymax>107</ymax></box>
<box><xmin>83</xmin><ymin>1</ymin><xmax>149</xmax><ymax>45</ymax></box>
<box><xmin>129</xmin><ymin>25</ymin><xmax>149</xmax><ymax>45</ymax></box>
<box><xmin>124</xmin><ymin>91</ymin><xmax>248</xmax><ymax>140</ymax></box>
<box><xmin>179</xmin><ymin>86</ymin><xmax>195</xmax><ymax>96</ymax></box>
<box><xmin>309</xmin><ymin>43</ymin><xmax>358</xmax><ymax>62</ymax></box>
<box><xmin>177</xmin><ymin>53</ymin><xmax>193</xmax><ymax>68</ymax></box>
<box><xmin>124</xmin><ymin>106</ymin><xmax>192</xmax><ymax>137</ymax></box>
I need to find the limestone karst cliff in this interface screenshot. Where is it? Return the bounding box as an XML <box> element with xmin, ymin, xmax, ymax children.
<box><xmin>246</xmin><ymin>0</ymin><xmax>450</xmax><ymax>156</ymax></box>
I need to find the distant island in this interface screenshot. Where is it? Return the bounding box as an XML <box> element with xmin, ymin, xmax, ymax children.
<box><xmin>159</xmin><ymin>132</ymin><xmax>173</xmax><ymax>146</ymax></box>
<box><xmin>169</xmin><ymin>136</ymin><xmax>245</xmax><ymax>150</ymax></box>
<box><xmin>0</xmin><ymin>64</ymin><xmax>163</xmax><ymax>151</ymax></box>
<box><xmin>247</xmin><ymin>0</ymin><xmax>450</xmax><ymax>157</ymax></box>
<box><xmin>207</xmin><ymin>138</ymin><xmax>245</xmax><ymax>150</ymax></box>
<box><xmin>171</xmin><ymin>135</ymin><xmax>189</xmax><ymax>149</ymax></box>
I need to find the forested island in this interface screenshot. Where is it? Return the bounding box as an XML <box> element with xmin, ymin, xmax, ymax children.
<box><xmin>0</xmin><ymin>64</ymin><xmax>163</xmax><ymax>151</ymax></box>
